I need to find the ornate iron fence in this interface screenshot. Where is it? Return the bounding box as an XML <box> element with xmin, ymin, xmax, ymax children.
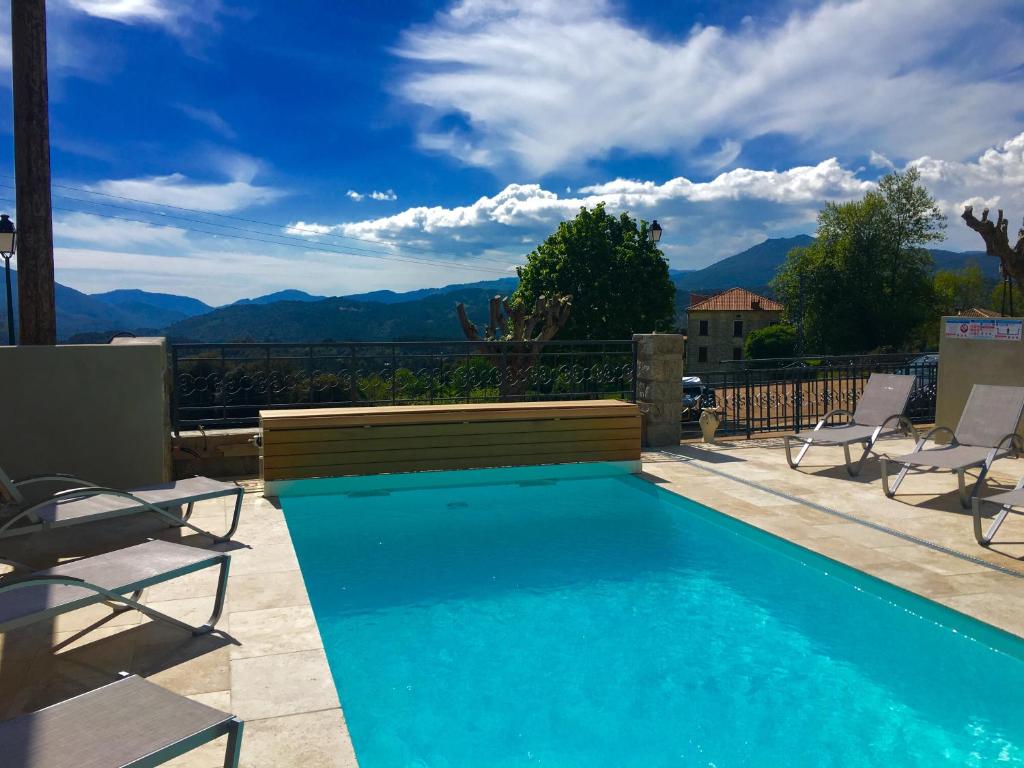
<box><xmin>681</xmin><ymin>352</ymin><xmax>938</xmax><ymax>438</ymax></box>
<box><xmin>171</xmin><ymin>340</ymin><xmax>638</xmax><ymax>430</ymax></box>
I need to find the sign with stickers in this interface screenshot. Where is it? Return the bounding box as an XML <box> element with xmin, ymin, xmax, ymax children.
<box><xmin>943</xmin><ymin>317</ymin><xmax>1023</xmax><ymax>341</ymax></box>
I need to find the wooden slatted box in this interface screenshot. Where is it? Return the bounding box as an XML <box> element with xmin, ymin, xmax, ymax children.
<box><xmin>259</xmin><ymin>400</ymin><xmax>641</xmax><ymax>484</ymax></box>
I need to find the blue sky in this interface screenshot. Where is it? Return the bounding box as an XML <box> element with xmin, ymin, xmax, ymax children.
<box><xmin>1</xmin><ymin>0</ymin><xmax>1023</xmax><ymax>303</ymax></box>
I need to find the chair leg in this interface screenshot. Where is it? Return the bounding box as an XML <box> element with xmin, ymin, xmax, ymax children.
<box><xmin>193</xmin><ymin>555</ymin><xmax>231</xmax><ymax>635</ymax></box>
<box><xmin>880</xmin><ymin>458</ymin><xmax>909</xmax><ymax>497</ymax></box>
<box><xmin>843</xmin><ymin>440</ymin><xmax>873</xmax><ymax>477</ymax></box>
<box><xmin>973</xmin><ymin>496</ymin><xmax>1015</xmax><ymax>546</ymax></box>
<box><xmin>223</xmin><ymin>717</ymin><xmax>244</xmax><ymax>768</ymax></box>
<box><xmin>217</xmin><ymin>488</ymin><xmax>244</xmax><ymax>543</ymax></box>
<box><xmin>784</xmin><ymin>435</ymin><xmax>811</xmax><ymax>469</ymax></box>
<box><xmin>958</xmin><ymin>464</ymin><xmax>990</xmax><ymax>510</ymax></box>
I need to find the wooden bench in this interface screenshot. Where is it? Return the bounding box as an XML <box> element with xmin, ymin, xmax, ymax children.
<box><xmin>259</xmin><ymin>400</ymin><xmax>641</xmax><ymax>483</ymax></box>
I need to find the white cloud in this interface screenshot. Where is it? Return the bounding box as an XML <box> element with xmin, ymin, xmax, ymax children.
<box><xmin>87</xmin><ymin>169</ymin><xmax>285</xmax><ymax>214</ymax></box>
<box><xmin>396</xmin><ymin>0</ymin><xmax>1024</xmax><ymax>173</ymax></box>
<box><xmin>60</xmin><ymin>0</ymin><xmax>221</xmax><ymax>34</ymax></box>
<box><xmin>287</xmin><ymin>133</ymin><xmax>1024</xmax><ymax>273</ymax></box>
<box><xmin>346</xmin><ymin>189</ymin><xmax>399</xmax><ymax>202</ymax></box>
<box><xmin>54</xmin><ymin>212</ymin><xmax>190</xmax><ymax>249</ymax></box>
<box><xmin>869</xmin><ymin>151</ymin><xmax>895</xmax><ymax>170</ymax></box>
<box><xmin>66</xmin><ymin>0</ymin><xmax>173</xmax><ymax>24</ymax></box>
<box><xmin>174</xmin><ymin>104</ymin><xmax>235</xmax><ymax>139</ymax></box>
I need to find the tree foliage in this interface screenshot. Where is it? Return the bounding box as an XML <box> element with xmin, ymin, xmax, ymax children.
<box><xmin>744</xmin><ymin>323</ymin><xmax>797</xmax><ymax>360</ymax></box>
<box><xmin>772</xmin><ymin>169</ymin><xmax>944</xmax><ymax>353</ymax></box>
<box><xmin>933</xmin><ymin>262</ymin><xmax>987</xmax><ymax>317</ymax></box>
<box><xmin>513</xmin><ymin>204</ymin><xmax>676</xmax><ymax>339</ymax></box>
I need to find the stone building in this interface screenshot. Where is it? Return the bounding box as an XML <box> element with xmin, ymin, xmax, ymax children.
<box><xmin>685</xmin><ymin>288</ymin><xmax>784</xmax><ymax>373</ymax></box>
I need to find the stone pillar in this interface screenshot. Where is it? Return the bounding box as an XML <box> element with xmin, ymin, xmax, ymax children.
<box><xmin>633</xmin><ymin>333</ymin><xmax>683</xmax><ymax>447</ymax></box>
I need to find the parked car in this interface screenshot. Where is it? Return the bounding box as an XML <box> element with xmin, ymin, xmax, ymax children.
<box><xmin>682</xmin><ymin>376</ymin><xmax>716</xmax><ymax>420</ymax></box>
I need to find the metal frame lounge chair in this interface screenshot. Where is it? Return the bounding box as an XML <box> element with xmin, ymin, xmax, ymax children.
<box><xmin>880</xmin><ymin>384</ymin><xmax>1024</xmax><ymax>508</ymax></box>
<box><xmin>0</xmin><ymin>467</ymin><xmax>243</xmax><ymax>542</ymax></box>
<box><xmin>972</xmin><ymin>476</ymin><xmax>1024</xmax><ymax>546</ymax></box>
<box><xmin>783</xmin><ymin>373</ymin><xmax>918</xmax><ymax>477</ymax></box>
<box><xmin>0</xmin><ymin>673</ymin><xmax>243</xmax><ymax>767</ymax></box>
<box><xmin>0</xmin><ymin>539</ymin><xmax>229</xmax><ymax>635</ymax></box>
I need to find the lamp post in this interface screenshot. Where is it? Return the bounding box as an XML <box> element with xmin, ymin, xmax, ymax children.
<box><xmin>0</xmin><ymin>214</ymin><xmax>15</xmax><ymax>346</ymax></box>
<box><xmin>649</xmin><ymin>219</ymin><xmax>663</xmax><ymax>244</ymax></box>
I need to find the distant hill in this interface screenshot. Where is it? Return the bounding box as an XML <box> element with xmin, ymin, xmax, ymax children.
<box><xmin>91</xmin><ymin>289</ymin><xmax>213</xmax><ymax>327</ymax></box>
<box><xmin>1</xmin><ymin>269</ymin><xmax>153</xmax><ymax>340</ymax></box>
<box><xmin>673</xmin><ymin>235</ymin><xmax>815</xmax><ymax>292</ymax></box>
<box><xmin>167</xmin><ymin>288</ymin><xmax>499</xmax><ymax>342</ymax></box>
<box><xmin>231</xmin><ymin>289</ymin><xmax>326</xmax><ymax>306</ymax></box>
<box><xmin>1</xmin><ymin>238</ymin><xmax>1005</xmax><ymax>342</ymax></box>
<box><xmin>675</xmin><ymin>236</ymin><xmax>997</xmax><ymax>300</ymax></box>
<box><xmin>345</xmin><ymin>277</ymin><xmax>518</xmax><ymax>304</ymax></box>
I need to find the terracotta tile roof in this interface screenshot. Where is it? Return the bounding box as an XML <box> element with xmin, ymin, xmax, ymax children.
<box><xmin>687</xmin><ymin>287</ymin><xmax>784</xmax><ymax>312</ymax></box>
<box><xmin>957</xmin><ymin>307</ymin><xmax>1001</xmax><ymax>318</ymax></box>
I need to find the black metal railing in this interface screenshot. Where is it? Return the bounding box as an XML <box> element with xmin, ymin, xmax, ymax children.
<box><xmin>681</xmin><ymin>352</ymin><xmax>938</xmax><ymax>438</ymax></box>
<box><xmin>171</xmin><ymin>340</ymin><xmax>638</xmax><ymax>430</ymax></box>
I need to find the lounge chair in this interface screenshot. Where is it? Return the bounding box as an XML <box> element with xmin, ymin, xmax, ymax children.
<box><xmin>783</xmin><ymin>373</ymin><xmax>918</xmax><ymax>476</ymax></box>
<box><xmin>880</xmin><ymin>384</ymin><xmax>1024</xmax><ymax>508</ymax></box>
<box><xmin>0</xmin><ymin>674</ymin><xmax>243</xmax><ymax>767</ymax></box>
<box><xmin>0</xmin><ymin>539</ymin><xmax>229</xmax><ymax>635</ymax></box>
<box><xmin>972</xmin><ymin>476</ymin><xmax>1024</xmax><ymax>546</ymax></box>
<box><xmin>0</xmin><ymin>466</ymin><xmax>243</xmax><ymax>542</ymax></box>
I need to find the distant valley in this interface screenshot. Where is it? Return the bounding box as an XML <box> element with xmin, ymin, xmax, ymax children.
<box><xmin>0</xmin><ymin>237</ymin><xmax>997</xmax><ymax>343</ymax></box>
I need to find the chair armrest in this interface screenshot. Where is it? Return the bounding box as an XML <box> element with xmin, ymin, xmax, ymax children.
<box><xmin>878</xmin><ymin>414</ymin><xmax>918</xmax><ymax>441</ymax></box>
<box><xmin>813</xmin><ymin>408</ymin><xmax>854</xmax><ymax>431</ymax></box>
<box><xmin>994</xmin><ymin>433</ymin><xmax>1024</xmax><ymax>456</ymax></box>
<box><xmin>0</xmin><ymin>573</ymin><xmax>87</xmax><ymax>591</ymax></box>
<box><xmin>911</xmin><ymin>425</ymin><xmax>955</xmax><ymax>452</ymax></box>
<box><xmin>13</xmin><ymin>473</ymin><xmax>99</xmax><ymax>490</ymax></box>
<box><xmin>1</xmin><ymin>487</ymin><xmax>168</xmax><ymax>535</ymax></box>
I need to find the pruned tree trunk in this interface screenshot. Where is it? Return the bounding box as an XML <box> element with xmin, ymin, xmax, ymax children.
<box><xmin>962</xmin><ymin>206</ymin><xmax>1024</xmax><ymax>287</ymax></box>
<box><xmin>456</xmin><ymin>294</ymin><xmax>572</xmax><ymax>400</ymax></box>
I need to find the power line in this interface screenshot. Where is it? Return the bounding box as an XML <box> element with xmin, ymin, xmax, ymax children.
<box><xmin>0</xmin><ymin>174</ymin><xmax>520</xmax><ymax>266</ymax></box>
<box><xmin>0</xmin><ymin>193</ymin><xmax>516</xmax><ymax>277</ymax></box>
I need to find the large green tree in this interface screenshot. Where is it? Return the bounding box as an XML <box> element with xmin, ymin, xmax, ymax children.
<box><xmin>513</xmin><ymin>205</ymin><xmax>676</xmax><ymax>339</ymax></box>
<box><xmin>772</xmin><ymin>169</ymin><xmax>944</xmax><ymax>353</ymax></box>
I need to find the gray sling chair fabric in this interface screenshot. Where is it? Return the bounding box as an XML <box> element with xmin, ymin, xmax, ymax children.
<box><xmin>972</xmin><ymin>476</ymin><xmax>1024</xmax><ymax>547</ymax></box>
<box><xmin>880</xmin><ymin>384</ymin><xmax>1024</xmax><ymax>508</ymax></box>
<box><xmin>0</xmin><ymin>674</ymin><xmax>243</xmax><ymax>768</ymax></box>
<box><xmin>0</xmin><ymin>539</ymin><xmax>229</xmax><ymax>635</ymax></box>
<box><xmin>0</xmin><ymin>466</ymin><xmax>243</xmax><ymax>542</ymax></box>
<box><xmin>783</xmin><ymin>373</ymin><xmax>918</xmax><ymax>476</ymax></box>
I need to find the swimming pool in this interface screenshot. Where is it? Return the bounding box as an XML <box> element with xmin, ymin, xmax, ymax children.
<box><xmin>281</xmin><ymin>463</ymin><xmax>1024</xmax><ymax>767</ymax></box>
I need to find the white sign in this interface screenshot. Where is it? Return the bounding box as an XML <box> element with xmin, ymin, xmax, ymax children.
<box><xmin>943</xmin><ymin>317</ymin><xmax>1023</xmax><ymax>342</ymax></box>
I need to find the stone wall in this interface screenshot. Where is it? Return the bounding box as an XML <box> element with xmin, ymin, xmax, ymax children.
<box><xmin>634</xmin><ymin>333</ymin><xmax>684</xmax><ymax>446</ymax></box>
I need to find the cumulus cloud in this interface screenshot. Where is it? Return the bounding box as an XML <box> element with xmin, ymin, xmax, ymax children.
<box><xmin>395</xmin><ymin>0</ymin><xmax>1024</xmax><ymax>173</ymax></box>
<box><xmin>287</xmin><ymin>133</ymin><xmax>1024</xmax><ymax>270</ymax></box>
<box><xmin>347</xmin><ymin>189</ymin><xmax>398</xmax><ymax>202</ymax></box>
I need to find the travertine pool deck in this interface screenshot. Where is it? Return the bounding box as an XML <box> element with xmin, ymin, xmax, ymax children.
<box><xmin>2</xmin><ymin>435</ymin><xmax>1024</xmax><ymax>766</ymax></box>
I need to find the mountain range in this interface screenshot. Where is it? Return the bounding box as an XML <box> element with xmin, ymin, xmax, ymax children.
<box><xmin>0</xmin><ymin>237</ymin><xmax>999</xmax><ymax>343</ymax></box>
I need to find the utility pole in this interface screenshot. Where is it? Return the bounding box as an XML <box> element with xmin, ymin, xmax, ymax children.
<box><xmin>11</xmin><ymin>0</ymin><xmax>57</xmax><ymax>345</ymax></box>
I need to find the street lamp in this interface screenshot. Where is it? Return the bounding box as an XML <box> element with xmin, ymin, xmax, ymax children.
<box><xmin>0</xmin><ymin>214</ymin><xmax>16</xmax><ymax>345</ymax></box>
<box><xmin>649</xmin><ymin>219</ymin><xmax>663</xmax><ymax>243</ymax></box>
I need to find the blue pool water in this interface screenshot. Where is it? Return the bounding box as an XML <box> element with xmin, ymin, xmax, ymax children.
<box><xmin>282</xmin><ymin>464</ymin><xmax>1024</xmax><ymax>767</ymax></box>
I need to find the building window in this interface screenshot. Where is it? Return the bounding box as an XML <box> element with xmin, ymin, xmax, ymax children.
<box><xmin>698</xmin><ymin>320</ymin><xmax>709</xmax><ymax>336</ymax></box>
<box><xmin>733</xmin><ymin>320</ymin><xmax>743</xmax><ymax>337</ymax></box>
<box><xmin>733</xmin><ymin>347</ymin><xmax>743</xmax><ymax>361</ymax></box>
<box><xmin>698</xmin><ymin>347</ymin><xmax>708</xmax><ymax>363</ymax></box>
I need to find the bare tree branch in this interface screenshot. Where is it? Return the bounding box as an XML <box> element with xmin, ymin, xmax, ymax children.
<box><xmin>962</xmin><ymin>205</ymin><xmax>1024</xmax><ymax>287</ymax></box>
